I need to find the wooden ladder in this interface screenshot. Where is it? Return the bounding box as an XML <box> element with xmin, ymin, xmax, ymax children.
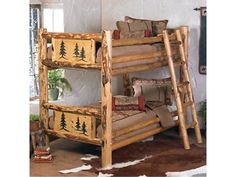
<box><xmin>163</xmin><ymin>29</ymin><xmax>203</xmax><ymax>149</ymax></box>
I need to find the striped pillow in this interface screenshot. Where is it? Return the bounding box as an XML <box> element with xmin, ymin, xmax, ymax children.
<box><xmin>112</xmin><ymin>96</ymin><xmax>145</xmax><ymax>111</ymax></box>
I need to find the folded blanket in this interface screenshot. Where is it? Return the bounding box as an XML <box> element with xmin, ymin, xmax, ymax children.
<box><xmin>154</xmin><ymin>105</ymin><xmax>175</xmax><ymax>128</ymax></box>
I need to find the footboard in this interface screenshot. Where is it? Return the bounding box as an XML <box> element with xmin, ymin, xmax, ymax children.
<box><xmin>43</xmin><ymin>103</ymin><xmax>101</xmax><ymax>146</ymax></box>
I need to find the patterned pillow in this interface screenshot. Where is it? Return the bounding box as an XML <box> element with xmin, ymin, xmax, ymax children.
<box><xmin>124</xmin><ymin>16</ymin><xmax>168</xmax><ymax>36</ymax></box>
<box><xmin>115</xmin><ymin>20</ymin><xmax>152</xmax><ymax>39</ymax></box>
<box><xmin>116</xmin><ymin>20</ymin><xmax>151</xmax><ymax>32</ymax></box>
<box><xmin>132</xmin><ymin>77</ymin><xmax>172</xmax><ymax>105</ymax></box>
<box><xmin>113</xmin><ymin>29</ymin><xmax>151</xmax><ymax>39</ymax></box>
<box><xmin>112</xmin><ymin>96</ymin><xmax>145</xmax><ymax>111</ymax></box>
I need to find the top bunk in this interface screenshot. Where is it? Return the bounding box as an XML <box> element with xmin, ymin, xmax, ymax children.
<box><xmin>38</xmin><ymin>26</ymin><xmax>188</xmax><ymax>75</ymax></box>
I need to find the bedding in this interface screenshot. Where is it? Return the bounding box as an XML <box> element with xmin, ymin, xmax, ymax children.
<box><xmin>112</xmin><ymin>95</ymin><xmax>145</xmax><ymax>111</ymax></box>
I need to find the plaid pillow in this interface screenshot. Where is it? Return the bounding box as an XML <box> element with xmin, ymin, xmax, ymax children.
<box><xmin>112</xmin><ymin>96</ymin><xmax>145</xmax><ymax>111</ymax></box>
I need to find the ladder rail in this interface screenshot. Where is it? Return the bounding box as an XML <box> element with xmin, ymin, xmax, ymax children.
<box><xmin>163</xmin><ymin>30</ymin><xmax>190</xmax><ymax>150</ymax></box>
<box><xmin>175</xmin><ymin>30</ymin><xmax>203</xmax><ymax>144</ymax></box>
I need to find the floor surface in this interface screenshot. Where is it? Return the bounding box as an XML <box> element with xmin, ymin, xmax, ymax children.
<box><xmin>30</xmin><ymin>128</ymin><xmax>206</xmax><ymax>177</ymax></box>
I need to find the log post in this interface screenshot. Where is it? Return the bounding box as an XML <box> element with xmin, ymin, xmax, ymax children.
<box><xmin>179</xmin><ymin>26</ymin><xmax>189</xmax><ymax>124</ymax></box>
<box><xmin>38</xmin><ymin>28</ymin><xmax>49</xmax><ymax>130</ymax></box>
<box><xmin>101</xmin><ymin>30</ymin><xmax>113</xmax><ymax>168</ymax></box>
<box><xmin>123</xmin><ymin>74</ymin><xmax>132</xmax><ymax>96</ymax></box>
<box><xmin>180</xmin><ymin>26</ymin><xmax>189</xmax><ymax>65</ymax></box>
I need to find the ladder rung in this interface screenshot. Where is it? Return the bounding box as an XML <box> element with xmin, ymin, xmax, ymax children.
<box><xmin>174</xmin><ymin>60</ymin><xmax>186</xmax><ymax>67</ymax></box>
<box><xmin>177</xmin><ymin>81</ymin><xmax>189</xmax><ymax>88</ymax></box>
<box><xmin>170</xmin><ymin>40</ymin><xmax>182</xmax><ymax>45</ymax></box>
<box><xmin>186</xmin><ymin>122</ymin><xmax>197</xmax><ymax>129</ymax></box>
<box><xmin>183</xmin><ymin>101</ymin><xmax>193</xmax><ymax>108</ymax></box>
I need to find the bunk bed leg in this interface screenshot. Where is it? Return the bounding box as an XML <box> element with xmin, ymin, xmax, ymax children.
<box><xmin>38</xmin><ymin>28</ymin><xmax>49</xmax><ymax>146</ymax></box>
<box><xmin>123</xmin><ymin>73</ymin><xmax>132</xmax><ymax>96</ymax></box>
<box><xmin>38</xmin><ymin>28</ymin><xmax>49</xmax><ymax>129</ymax></box>
<box><xmin>101</xmin><ymin>30</ymin><xmax>113</xmax><ymax>168</ymax></box>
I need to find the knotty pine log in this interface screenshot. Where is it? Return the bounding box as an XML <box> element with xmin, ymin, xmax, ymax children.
<box><xmin>163</xmin><ymin>29</ymin><xmax>190</xmax><ymax>150</ymax></box>
<box><xmin>101</xmin><ymin>30</ymin><xmax>113</xmax><ymax>168</ymax></box>
<box><xmin>45</xmin><ymin>129</ymin><xmax>101</xmax><ymax>146</ymax></box>
<box><xmin>43</xmin><ymin>103</ymin><xmax>101</xmax><ymax>117</ymax></box>
<box><xmin>175</xmin><ymin>29</ymin><xmax>202</xmax><ymax>144</ymax></box>
<box><xmin>39</xmin><ymin>28</ymin><xmax>49</xmax><ymax>130</ymax></box>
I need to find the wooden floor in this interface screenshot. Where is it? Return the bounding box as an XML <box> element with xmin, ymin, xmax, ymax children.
<box><xmin>30</xmin><ymin>128</ymin><xmax>206</xmax><ymax>177</ymax></box>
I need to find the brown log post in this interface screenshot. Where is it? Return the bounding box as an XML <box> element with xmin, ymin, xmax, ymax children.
<box><xmin>101</xmin><ymin>30</ymin><xmax>113</xmax><ymax>168</ymax></box>
<box><xmin>123</xmin><ymin>74</ymin><xmax>132</xmax><ymax>96</ymax></box>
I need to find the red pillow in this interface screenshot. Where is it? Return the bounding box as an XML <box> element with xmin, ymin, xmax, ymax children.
<box><xmin>112</xmin><ymin>96</ymin><xmax>145</xmax><ymax>111</ymax></box>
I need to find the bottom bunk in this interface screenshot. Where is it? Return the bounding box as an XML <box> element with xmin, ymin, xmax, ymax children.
<box><xmin>44</xmin><ymin>100</ymin><xmax>179</xmax><ymax>151</ymax></box>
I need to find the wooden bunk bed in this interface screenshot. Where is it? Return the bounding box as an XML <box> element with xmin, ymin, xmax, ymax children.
<box><xmin>38</xmin><ymin>26</ymin><xmax>202</xmax><ymax>168</ymax></box>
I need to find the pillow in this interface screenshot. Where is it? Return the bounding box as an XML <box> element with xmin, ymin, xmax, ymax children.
<box><xmin>112</xmin><ymin>96</ymin><xmax>145</xmax><ymax>111</ymax></box>
<box><xmin>113</xmin><ymin>29</ymin><xmax>151</xmax><ymax>39</ymax></box>
<box><xmin>124</xmin><ymin>16</ymin><xmax>168</xmax><ymax>36</ymax></box>
<box><xmin>116</xmin><ymin>20</ymin><xmax>151</xmax><ymax>32</ymax></box>
<box><xmin>132</xmin><ymin>77</ymin><xmax>172</xmax><ymax>105</ymax></box>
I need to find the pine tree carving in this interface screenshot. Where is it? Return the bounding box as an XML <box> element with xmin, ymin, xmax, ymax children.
<box><xmin>73</xmin><ymin>43</ymin><xmax>80</xmax><ymax>58</ymax></box>
<box><xmin>81</xmin><ymin>121</ymin><xmax>88</xmax><ymax>135</ymax></box>
<box><xmin>60</xmin><ymin>112</ymin><xmax>68</xmax><ymax>131</ymax></box>
<box><xmin>59</xmin><ymin>40</ymin><xmax>66</xmax><ymax>59</ymax></box>
<box><xmin>75</xmin><ymin>117</ymin><xmax>81</xmax><ymax>131</ymax></box>
<box><xmin>79</xmin><ymin>47</ymin><xmax>86</xmax><ymax>62</ymax></box>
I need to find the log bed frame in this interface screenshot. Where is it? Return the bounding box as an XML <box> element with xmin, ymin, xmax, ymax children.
<box><xmin>38</xmin><ymin>26</ymin><xmax>202</xmax><ymax>168</ymax></box>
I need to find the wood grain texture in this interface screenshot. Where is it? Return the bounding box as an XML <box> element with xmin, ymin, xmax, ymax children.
<box><xmin>163</xmin><ymin>30</ymin><xmax>190</xmax><ymax>150</ymax></box>
<box><xmin>38</xmin><ymin>28</ymin><xmax>49</xmax><ymax>130</ymax></box>
<box><xmin>112</xmin><ymin>49</ymin><xmax>178</xmax><ymax>64</ymax></box>
<box><xmin>101</xmin><ymin>30</ymin><xmax>113</xmax><ymax>168</ymax></box>
<box><xmin>123</xmin><ymin>74</ymin><xmax>132</xmax><ymax>96</ymax></box>
<box><xmin>112</xmin><ymin>121</ymin><xmax>178</xmax><ymax>151</ymax></box>
<box><xmin>43</xmin><ymin>103</ymin><xmax>101</xmax><ymax>117</ymax></box>
<box><xmin>53</xmin><ymin>111</ymin><xmax>95</xmax><ymax>139</ymax></box>
<box><xmin>112</xmin><ymin>118</ymin><xmax>161</xmax><ymax>138</ymax></box>
<box><xmin>42</xmin><ymin>59</ymin><xmax>101</xmax><ymax>69</ymax></box>
<box><xmin>175</xmin><ymin>29</ymin><xmax>202</xmax><ymax>144</ymax></box>
<box><xmin>42</xmin><ymin>31</ymin><xmax>102</xmax><ymax>41</ymax></box>
<box><xmin>45</xmin><ymin>129</ymin><xmax>101</xmax><ymax>146</ymax></box>
<box><xmin>112</xmin><ymin>33</ymin><xmax>177</xmax><ymax>47</ymax></box>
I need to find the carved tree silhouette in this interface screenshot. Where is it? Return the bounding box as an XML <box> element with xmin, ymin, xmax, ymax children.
<box><xmin>60</xmin><ymin>112</ymin><xmax>68</xmax><ymax>131</ymax></box>
<box><xmin>81</xmin><ymin>121</ymin><xmax>87</xmax><ymax>135</ymax></box>
<box><xmin>79</xmin><ymin>47</ymin><xmax>86</xmax><ymax>62</ymax></box>
<box><xmin>75</xmin><ymin>117</ymin><xmax>81</xmax><ymax>131</ymax></box>
<box><xmin>59</xmin><ymin>40</ymin><xmax>66</xmax><ymax>59</ymax></box>
<box><xmin>73</xmin><ymin>43</ymin><xmax>80</xmax><ymax>58</ymax></box>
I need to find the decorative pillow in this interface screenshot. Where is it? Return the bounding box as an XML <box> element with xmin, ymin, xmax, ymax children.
<box><xmin>132</xmin><ymin>77</ymin><xmax>172</xmax><ymax>105</ymax></box>
<box><xmin>112</xmin><ymin>96</ymin><xmax>145</xmax><ymax>111</ymax></box>
<box><xmin>116</xmin><ymin>20</ymin><xmax>151</xmax><ymax>32</ymax></box>
<box><xmin>124</xmin><ymin>16</ymin><xmax>168</xmax><ymax>36</ymax></box>
<box><xmin>113</xmin><ymin>29</ymin><xmax>151</xmax><ymax>39</ymax></box>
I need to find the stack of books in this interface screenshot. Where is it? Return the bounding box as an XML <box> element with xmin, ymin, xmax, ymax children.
<box><xmin>33</xmin><ymin>147</ymin><xmax>53</xmax><ymax>162</ymax></box>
